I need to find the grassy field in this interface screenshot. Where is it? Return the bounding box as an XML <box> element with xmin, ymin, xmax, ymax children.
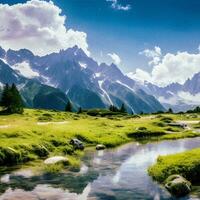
<box><xmin>148</xmin><ymin>148</ymin><xmax>200</xmax><ymax>183</ymax></box>
<box><xmin>0</xmin><ymin>108</ymin><xmax>200</xmax><ymax>171</ymax></box>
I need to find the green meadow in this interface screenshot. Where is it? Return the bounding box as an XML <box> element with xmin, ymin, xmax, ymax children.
<box><xmin>0</xmin><ymin>108</ymin><xmax>200</xmax><ymax>172</ymax></box>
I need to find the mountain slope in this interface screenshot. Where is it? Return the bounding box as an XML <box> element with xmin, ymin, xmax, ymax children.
<box><xmin>135</xmin><ymin>72</ymin><xmax>200</xmax><ymax>112</ymax></box>
<box><xmin>0</xmin><ymin>46</ymin><xmax>165</xmax><ymax>113</ymax></box>
<box><xmin>0</xmin><ymin>59</ymin><xmax>68</xmax><ymax>110</ymax></box>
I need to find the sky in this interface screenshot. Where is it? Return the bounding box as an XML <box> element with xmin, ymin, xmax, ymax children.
<box><xmin>0</xmin><ymin>0</ymin><xmax>200</xmax><ymax>87</ymax></box>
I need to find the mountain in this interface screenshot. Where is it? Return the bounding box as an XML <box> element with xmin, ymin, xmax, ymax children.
<box><xmin>0</xmin><ymin>59</ymin><xmax>68</xmax><ymax>110</ymax></box>
<box><xmin>184</xmin><ymin>72</ymin><xmax>200</xmax><ymax>95</ymax></box>
<box><xmin>135</xmin><ymin>72</ymin><xmax>200</xmax><ymax>112</ymax></box>
<box><xmin>0</xmin><ymin>46</ymin><xmax>165</xmax><ymax>113</ymax></box>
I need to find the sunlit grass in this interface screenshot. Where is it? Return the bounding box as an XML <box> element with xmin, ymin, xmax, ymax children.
<box><xmin>0</xmin><ymin>108</ymin><xmax>199</xmax><ymax>168</ymax></box>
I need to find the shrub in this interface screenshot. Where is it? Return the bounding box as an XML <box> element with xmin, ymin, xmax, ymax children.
<box><xmin>138</xmin><ymin>127</ymin><xmax>147</xmax><ymax>131</ymax></box>
<box><xmin>32</xmin><ymin>144</ymin><xmax>50</xmax><ymax>157</ymax></box>
<box><xmin>0</xmin><ymin>147</ymin><xmax>21</xmax><ymax>165</ymax></box>
<box><xmin>127</xmin><ymin>129</ymin><xmax>165</xmax><ymax>138</ymax></box>
<box><xmin>50</xmin><ymin>139</ymin><xmax>66</xmax><ymax>147</ymax></box>
<box><xmin>160</xmin><ymin>117</ymin><xmax>173</xmax><ymax>123</ymax></box>
<box><xmin>44</xmin><ymin>163</ymin><xmax>63</xmax><ymax>174</ymax></box>
<box><xmin>153</xmin><ymin>121</ymin><xmax>166</xmax><ymax>127</ymax></box>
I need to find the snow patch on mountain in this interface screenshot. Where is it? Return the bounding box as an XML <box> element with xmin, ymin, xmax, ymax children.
<box><xmin>98</xmin><ymin>80</ymin><xmax>113</xmax><ymax>105</ymax></box>
<box><xmin>116</xmin><ymin>80</ymin><xmax>135</xmax><ymax>93</ymax></box>
<box><xmin>0</xmin><ymin>58</ymin><xmax>8</xmax><ymax>65</ymax></box>
<box><xmin>41</xmin><ymin>75</ymin><xmax>57</xmax><ymax>88</ymax></box>
<box><xmin>12</xmin><ymin>61</ymin><xmax>39</xmax><ymax>78</ymax></box>
<box><xmin>95</xmin><ymin>73</ymin><xmax>101</xmax><ymax>78</ymax></box>
<box><xmin>79</xmin><ymin>62</ymin><xmax>87</xmax><ymax>69</ymax></box>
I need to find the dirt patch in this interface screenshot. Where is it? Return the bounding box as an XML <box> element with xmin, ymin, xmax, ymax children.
<box><xmin>177</xmin><ymin>120</ymin><xmax>200</xmax><ymax>124</ymax></box>
<box><xmin>37</xmin><ymin>121</ymin><xmax>69</xmax><ymax>126</ymax></box>
<box><xmin>0</xmin><ymin>125</ymin><xmax>10</xmax><ymax>129</ymax></box>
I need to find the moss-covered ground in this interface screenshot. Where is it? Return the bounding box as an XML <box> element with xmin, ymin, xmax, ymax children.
<box><xmin>148</xmin><ymin>148</ymin><xmax>200</xmax><ymax>183</ymax></box>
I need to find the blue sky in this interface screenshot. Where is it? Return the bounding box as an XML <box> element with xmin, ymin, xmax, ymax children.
<box><xmin>54</xmin><ymin>0</ymin><xmax>200</xmax><ymax>72</ymax></box>
<box><xmin>1</xmin><ymin>0</ymin><xmax>200</xmax><ymax>74</ymax></box>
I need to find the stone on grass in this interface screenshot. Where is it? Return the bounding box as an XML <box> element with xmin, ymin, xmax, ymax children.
<box><xmin>44</xmin><ymin>156</ymin><xmax>68</xmax><ymax>165</ymax></box>
<box><xmin>96</xmin><ymin>144</ymin><xmax>106</xmax><ymax>150</ymax></box>
<box><xmin>69</xmin><ymin>138</ymin><xmax>84</xmax><ymax>150</ymax></box>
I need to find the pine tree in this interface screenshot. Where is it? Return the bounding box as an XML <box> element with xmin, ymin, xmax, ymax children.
<box><xmin>131</xmin><ymin>111</ymin><xmax>134</xmax><ymax>115</ymax></box>
<box><xmin>0</xmin><ymin>83</ymin><xmax>24</xmax><ymax>114</ymax></box>
<box><xmin>0</xmin><ymin>83</ymin><xmax>11</xmax><ymax>108</ymax></box>
<box><xmin>77</xmin><ymin>107</ymin><xmax>82</xmax><ymax>114</ymax></box>
<box><xmin>109</xmin><ymin>105</ymin><xmax>113</xmax><ymax>112</ymax></box>
<box><xmin>194</xmin><ymin>106</ymin><xmax>200</xmax><ymax>113</ymax></box>
<box><xmin>120</xmin><ymin>103</ymin><xmax>126</xmax><ymax>113</ymax></box>
<box><xmin>65</xmin><ymin>100</ymin><xmax>73</xmax><ymax>112</ymax></box>
<box><xmin>10</xmin><ymin>83</ymin><xmax>24</xmax><ymax>113</ymax></box>
<box><xmin>109</xmin><ymin>105</ymin><xmax>119</xmax><ymax>112</ymax></box>
<box><xmin>168</xmin><ymin>108</ymin><xmax>173</xmax><ymax>114</ymax></box>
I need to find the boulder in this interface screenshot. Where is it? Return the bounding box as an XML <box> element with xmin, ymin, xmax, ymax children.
<box><xmin>69</xmin><ymin>138</ymin><xmax>84</xmax><ymax>150</ymax></box>
<box><xmin>165</xmin><ymin>175</ymin><xmax>191</xmax><ymax>197</ymax></box>
<box><xmin>96</xmin><ymin>144</ymin><xmax>106</xmax><ymax>150</ymax></box>
<box><xmin>44</xmin><ymin>156</ymin><xmax>68</xmax><ymax>165</ymax></box>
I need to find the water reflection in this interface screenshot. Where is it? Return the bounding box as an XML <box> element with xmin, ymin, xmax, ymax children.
<box><xmin>0</xmin><ymin>184</ymin><xmax>92</xmax><ymax>200</ymax></box>
<box><xmin>0</xmin><ymin>138</ymin><xmax>200</xmax><ymax>200</ymax></box>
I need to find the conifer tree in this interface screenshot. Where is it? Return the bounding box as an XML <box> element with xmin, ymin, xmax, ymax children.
<box><xmin>0</xmin><ymin>83</ymin><xmax>11</xmax><ymax>108</ymax></box>
<box><xmin>77</xmin><ymin>107</ymin><xmax>82</xmax><ymax>114</ymax></box>
<box><xmin>120</xmin><ymin>103</ymin><xmax>126</xmax><ymax>113</ymax></box>
<box><xmin>168</xmin><ymin>108</ymin><xmax>173</xmax><ymax>114</ymax></box>
<box><xmin>0</xmin><ymin>83</ymin><xmax>24</xmax><ymax>114</ymax></box>
<box><xmin>65</xmin><ymin>100</ymin><xmax>73</xmax><ymax>112</ymax></box>
<box><xmin>109</xmin><ymin>105</ymin><xmax>119</xmax><ymax>112</ymax></box>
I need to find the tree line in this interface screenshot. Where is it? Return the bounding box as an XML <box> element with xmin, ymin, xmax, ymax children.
<box><xmin>0</xmin><ymin>83</ymin><xmax>128</xmax><ymax>115</ymax></box>
<box><xmin>1</xmin><ymin>83</ymin><xmax>200</xmax><ymax>115</ymax></box>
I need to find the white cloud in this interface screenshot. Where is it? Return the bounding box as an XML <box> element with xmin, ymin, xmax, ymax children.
<box><xmin>158</xmin><ymin>96</ymin><xmax>178</xmax><ymax>105</ymax></box>
<box><xmin>139</xmin><ymin>46</ymin><xmax>162</xmax><ymax>65</ymax></box>
<box><xmin>127</xmin><ymin>69</ymin><xmax>152</xmax><ymax>83</ymax></box>
<box><xmin>132</xmin><ymin>48</ymin><xmax>200</xmax><ymax>87</ymax></box>
<box><xmin>158</xmin><ymin>91</ymin><xmax>200</xmax><ymax>106</ymax></box>
<box><xmin>0</xmin><ymin>0</ymin><xmax>90</xmax><ymax>56</ymax></box>
<box><xmin>107</xmin><ymin>52</ymin><xmax>121</xmax><ymax>65</ymax></box>
<box><xmin>12</xmin><ymin>61</ymin><xmax>39</xmax><ymax>78</ymax></box>
<box><xmin>177</xmin><ymin>91</ymin><xmax>200</xmax><ymax>105</ymax></box>
<box><xmin>106</xmin><ymin>0</ymin><xmax>131</xmax><ymax>11</ymax></box>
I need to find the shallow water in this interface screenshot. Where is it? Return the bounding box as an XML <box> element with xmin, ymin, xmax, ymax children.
<box><xmin>0</xmin><ymin>138</ymin><xmax>200</xmax><ymax>200</ymax></box>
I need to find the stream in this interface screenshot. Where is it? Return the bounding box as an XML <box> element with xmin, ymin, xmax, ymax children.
<box><xmin>0</xmin><ymin>138</ymin><xmax>200</xmax><ymax>200</ymax></box>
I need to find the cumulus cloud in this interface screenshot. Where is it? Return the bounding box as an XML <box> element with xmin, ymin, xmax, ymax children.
<box><xmin>177</xmin><ymin>91</ymin><xmax>200</xmax><ymax>105</ymax></box>
<box><xmin>127</xmin><ymin>69</ymin><xmax>152</xmax><ymax>83</ymax></box>
<box><xmin>106</xmin><ymin>0</ymin><xmax>131</xmax><ymax>11</ymax></box>
<box><xmin>0</xmin><ymin>0</ymin><xmax>90</xmax><ymax>56</ymax></box>
<box><xmin>158</xmin><ymin>96</ymin><xmax>178</xmax><ymax>105</ymax></box>
<box><xmin>139</xmin><ymin>46</ymin><xmax>162</xmax><ymax>65</ymax></box>
<box><xmin>132</xmin><ymin>47</ymin><xmax>200</xmax><ymax>87</ymax></box>
<box><xmin>108</xmin><ymin>53</ymin><xmax>121</xmax><ymax>65</ymax></box>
